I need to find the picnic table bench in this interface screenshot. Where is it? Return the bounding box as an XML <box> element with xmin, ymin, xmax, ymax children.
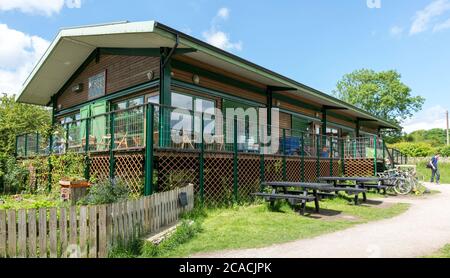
<box><xmin>253</xmin><ymin>181</ymin><xmax>368</xmax><ymax>215</ymax></box>
<box><xmin>318</xmin><ymin>176</ymin><xmax>392</xmax><ymax>201</ymax></box>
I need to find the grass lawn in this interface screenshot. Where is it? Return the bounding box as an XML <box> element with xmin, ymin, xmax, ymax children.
<box><xmin>415</xmin><ymin>161</ymin><xmax>450</xmax><ymax>184</ymax></box>
<box><xmin>0</xmin><ymin>192</ymin><xmax>62</xmax><ymax>210</ymax></box>
<box><xmin>135</xmin><ymin>194</ymin><xmax>410</xmax><ymax>258</ymax></box>
<box><xmin>424</xmin><ymin>244</ymin><xmax>450</xmax><ymax>258</ymax></box>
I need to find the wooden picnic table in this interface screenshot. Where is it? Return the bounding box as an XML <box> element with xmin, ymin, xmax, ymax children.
<box><xmin>253</xmin><ymin>181</ymin><xmax>368</xmax><ymax>215</ymax></box>
<box><xmin>318</xmin><ymin>176</ymin><xmax>393</xmax><ymax>200</ymax></box>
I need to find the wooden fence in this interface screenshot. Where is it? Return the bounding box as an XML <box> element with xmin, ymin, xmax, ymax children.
<box><xmin>0</xmin><ymin>184</ymin><xmax>194</xmax><ymax>258</ymax></box>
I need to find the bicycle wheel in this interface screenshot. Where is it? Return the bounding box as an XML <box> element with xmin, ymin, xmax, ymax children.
<box><xmin>394</xmin><ymin>178</ymin><xmax>412</xmax><ymax>195</ymax></box>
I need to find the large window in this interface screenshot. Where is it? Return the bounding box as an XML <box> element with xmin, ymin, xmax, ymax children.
<box><xmin>170</xmin><ymin>92</ymin><xmax>215</xmax><ymax>138</ymax></box>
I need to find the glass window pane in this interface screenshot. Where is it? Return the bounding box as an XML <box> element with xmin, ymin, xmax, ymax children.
<box><xmin>172</xmin><ymin>92</ymin><xmax>192</xmax><ymax>110</ymax></box>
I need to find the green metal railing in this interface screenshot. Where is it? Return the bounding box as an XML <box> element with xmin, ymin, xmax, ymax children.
<box><xmin>15</xmin><ymin>103</ymin><xmax>407</xmax><ymax>200</ymax></box>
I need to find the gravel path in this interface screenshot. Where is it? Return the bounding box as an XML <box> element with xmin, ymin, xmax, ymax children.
<box><xmin>194</xmin><ymin>183</ymin><xmax>450</xmax><ymax>258</ymax></box>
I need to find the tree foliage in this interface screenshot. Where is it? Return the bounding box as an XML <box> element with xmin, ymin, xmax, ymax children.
<box><xmin>0</xmin><ymin>94</ymin><xmax>51</xmax><ymax>156</ymax></box>
<box><xmin>333</xmin><ymin>69</ymin><xmax>425</xmax><ymax>126</ymax></box>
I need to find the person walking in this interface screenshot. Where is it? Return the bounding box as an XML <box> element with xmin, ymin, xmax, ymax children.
<box><xmin>430</xmin><ymin>153</ymin><xmax>441</xmax><ymax>184</ymax></box>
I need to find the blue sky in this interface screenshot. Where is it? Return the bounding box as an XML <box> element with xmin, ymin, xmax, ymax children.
<box><xmin>0</xmin><ymin>0</ymin><xmax>449</xmax><ymax>132</ymax></box>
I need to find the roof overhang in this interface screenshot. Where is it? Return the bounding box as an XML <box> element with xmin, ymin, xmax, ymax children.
<box><xmin>16</xmin><ymin>20</ymin><xmax>400</xmax><ymax>130</ymax></box>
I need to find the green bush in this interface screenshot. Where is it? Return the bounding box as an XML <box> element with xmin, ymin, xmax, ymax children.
<box><xmin>0</xmin><ymin>156</ymin><xmax>29</xmax><ymax>193</ymax></box>
<box><xmin>77</xmin><ymin>179</ymin><xmax>130</xmax><ymax>206</ymax></box>
<box><xmin>438</xmin><ymin>145</ymin><xmax>450</xmax><ymax>157</ymax></box>
<box><xmin>389</xmin><ymin>142</ymin><xmax>436</xmax><ymax>157</ymax></box>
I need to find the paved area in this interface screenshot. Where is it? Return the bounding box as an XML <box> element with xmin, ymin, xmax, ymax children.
<box><xmin>195</xmin><ymin>183</ymin><xmax>450</xmax><ymax>258</ymax></box>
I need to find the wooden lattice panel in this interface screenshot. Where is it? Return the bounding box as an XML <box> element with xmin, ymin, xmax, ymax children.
<box><xmin>286</xmin><ymin>157</ymin><xmax>302</xmax><ymax>182</ymax></box>
<box><xmin>237</xmin><ymin>154</ymin><xmax>260</xmax><ymax>202</ymax></box>
<box><xmin>90</xmin><ymin>154</ymin><xmax>110</xmax><ymax>182</ymax></box>
<box><xmin>304</xmin><ymin>159</ymin><xmax>318</xmax><ymax>182</ymax></box>
<box><xmin>204</xmin><ymin>152</ymin><xmax>233</xmax><ymax>205</ymax></box>
<box><xmin>115</xmin><ymin>152</ymin><xmax>144</xmax><ymax>195</ymax></box>
<box><xmin>344</xmin><ymin>158</ymin><xmax>375</xmax><ymax>177</ymax></box>
<box><xmin>155</xmin><ymin>150</ymin><xmax>199</xmax><ymax>194</ymax></box>
<box><xmin>264</xmin><ymin>155</ymin><xmax>283</xmax><ymax>182</ymax></box>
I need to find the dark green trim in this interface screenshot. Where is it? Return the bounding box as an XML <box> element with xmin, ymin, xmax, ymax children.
<box><xmin>24</xmin><ymin>133</ymin><xmax>28</xmax><ymax>157</ymax></box>
<box><xmin>159</xmin><ymin>48</ymin><xmax>172</xmax><ymax>147</ymax></box>
<box><xmin>330</xmin><ymin>139</ymin><xmax>333</xmax><ymax>176</ymax></box>
<box><xmin>172</xmin><ymin>59</ymin><xmax>266</xmax><ymax>95</ymax></box>
<box><xmin>233</xmin><ymin>116</ymin><xmax>238</xmax><ymax>202</ymax></box>
<box><xmin>259</xmin><ymin>153</ymin><xmax>265</xmax><ymax>191</ymax></box>
<box><xmin>199</xmin><ymin>113</ymin><xmax>205</xmax><ymax>204</ymax></box>
<box><xmin>48</xmin><ymin>96</ymin><xmax>57</xmax><ymax>192</ymax></box>
<box><xmin>84</xmin><ymin>112</ymin><xmax>91</xmax><ymax>181</ymax></box>
<box><xmin>282</xmin><ymin>129</ymin><xmax>287</xmax><ymax>181</ymax></box>
<box><xmin>144</xmin><ymin>104</ymin><xmax>154</xmax><ymax>196</ymax></box>
<box><xmin>99</xmin><ymin>47</ymin><xmax>196</xmax><ymax>57</ymax></box>
<box><xmin>300</xmin><ymin>134</ymin><xmax>305</xmax><ymax>182</ymax></box>
<box><xmin>55</xmin><ymin>80</ymin><xmax>159</xmax><ymax>117</ymax></box>
<box><xmin>373</xmin><ymin>135</ymin><xmax>378</xmax><ymax>175</ymax></box>
<box><xmin>316</xmin><ymin>135</ymin><xmax>320</xmax><ymax>180</ymax></box>
<box><xmin>340</xmin><ymin>139</ymin><xmax>345</xmax><ymax>175</ymax></box>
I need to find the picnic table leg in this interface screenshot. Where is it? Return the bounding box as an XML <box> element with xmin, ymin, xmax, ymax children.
<box><xmin>354</xmin><ymin>194</ymin><xmax>359</xmax><ymax>205</ymax></box>
<box><xmin>313</xmin><ymin>189</ymin><xmax>320</xmax><ymax>213</ymax></box>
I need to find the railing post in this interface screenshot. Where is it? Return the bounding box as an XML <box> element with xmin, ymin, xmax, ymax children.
<box><xmin>282</xmin><ymin>129</ymin><xmax>287</xmax><ymax>181</ymax></box>
<box><xmin>233</xmin><ymin>116</ymin><xmax>238</xmax><ymax>203</ymax></box>
<box><xmin>341</xmin><ymin>138</ymin><xmax>345</xmax><ymax>176</ymax></box>
<box><xmin>14</xmin><ymin>135</ymin><xmax>18</xmax><ymax>157</ymax></box>
<box><xmin>316</xmin><ymin>134</ymin><xmax>320</xmax><ymax>180</ymax></box>
<box><xmin>65</xmin><ymin>124</ymin><xmax>69</xmax><ymax>154</ymax></box>
<box><xmin>329</xmin><ymin>137</ymin><xmax>333</xmax><ymax>176</ymax></box>
<box><xmin>353</xmin><ymin>139</ymin><xmax>357</xmax><ymax>158</ymax></box>
<box><xmin>199</xmin><ymin>112</ymin><xmax>205</xmax><ymax>204</ymax></box>
<box><xmin>24</xmin><ymin>133</ymin><xmax>28</xmax><ymax>158</ymax></box>
<box><xmin>259</xmin><ymin>133</ymin><xmax>265</xmax><ymax>191</ymax></box>
<box><xmin>36</xmin><ymin>133</ymin><xmax>40</xmax><ymax>156</ymax></box>
<box><xmin>300</xmin><ymin>133</ymin><xmax>305</xmax><ymax>182</ymax></box>
<box><xmin>109</xmin><ymin>112</ymin><xmax>116</xmax><ymax>183</ymax></box>
<box><xmin>84</xmin><ymin>116</ymin><xmax>91</xmax><ymax>181</ymax></box>
<box><xmin>373</xmin><ymin>135</ymin><xmax>377</xmax><ymax>176</ymax></box>
<box><xmin>382</xmin><ymin>138</ymin><xmax>386</xmax><ymax>170</ymax></box>
<box><xmin>144</xmin><ymin>105</ymin><xmax>154</xmax><ymax>195</ymax></box>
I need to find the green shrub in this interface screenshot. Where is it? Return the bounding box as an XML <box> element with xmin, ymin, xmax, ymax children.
<box><xmin>77</xmin><ymin>179</ymin><xmax>130</xmax><ymax>206</ymax></box>
<box><xmin>389</xmin><ymin>142</ymin><xmax>436</xmax><ymax>157</ymax></box>
<box><xmin>0</xmin><ymin>156</ymin><xmax>29</xmax><ymax>193</ymax></box>
<box><xmin>438</xmin><ymin>145</ymin><xmax>450</xmax><ymax>157</ymax></box>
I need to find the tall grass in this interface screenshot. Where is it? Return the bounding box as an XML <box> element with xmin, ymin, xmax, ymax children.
<box><xmin>415</xmin><ymin>160</ymin><xmax>450</xmax><ymax>184</ymax></box>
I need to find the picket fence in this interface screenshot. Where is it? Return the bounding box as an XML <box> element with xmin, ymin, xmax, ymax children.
<box><xmin>0</xmin><ymin>184</ymin><xmax>194</xmax><ymax>258</ymax></box>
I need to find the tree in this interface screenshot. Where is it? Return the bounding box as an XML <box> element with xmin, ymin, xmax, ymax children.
<box><xmin>333</xmin><ymin>69</ymin><xmax>425</xmax><ymax>127</ymax></box>
<box><xmin>0</xmin><ymin>94</ymin><xmax>51</xmax><ymax>156</ymax></box>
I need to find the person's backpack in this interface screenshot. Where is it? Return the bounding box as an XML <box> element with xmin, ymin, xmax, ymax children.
<box><xmin>426</xmin><ymin>162</ymin><xmax>433</xmax><ymax>169</ymax></box>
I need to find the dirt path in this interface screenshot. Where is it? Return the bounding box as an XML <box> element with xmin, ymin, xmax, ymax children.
<box><xmin>194</xmin><ymin>183</ymin><xmax>450</xmax><ymax>258</ymax></box>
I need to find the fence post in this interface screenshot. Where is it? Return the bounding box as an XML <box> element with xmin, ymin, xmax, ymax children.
<box><xmin>373</xmin><ymin>135</ymin><xmax>377</xmax><ymax>176</ymax></box>
<box><xmin>300</xmin><ymin>133</ymin><xmax>305</xmax><ymax>182</ymax></box>
<box><xmin>109</xmin><ymin>112</ymin><xmax>116</xmax><ymax>183</ymax></box>
<box><xmin>382</xmin><ymin>138</ymin><xmax>386</xmax><ymax>170</ymax></box>
<box><xmin>282</xmin><ymin>129</ymin><xmax>287</xmax><ymax>181</ymax></box>
<box><xmin>144</xmin><ymin>105</ymin><xmax>154</xmax><ymax>196</ymax></box>
<box><xmin>14</xmin><ymin>135</ymin><xmax>18</xmax><ymax>157</ymax></box>
<box><xmin>316</xmin><ymin>134</ymin><xmax>320</xmax><ymax>180</ymax></box>
<box><xmin>199</xmin><ymin>112</ymin><xmax>205</xmax><ymax>204</ymax></box>
<box><xmin>84</xmin><ymin>116</ymin><xmax>91</xmax><ymax>181</ymax></box>
<box><xmin>259</xmin><ymin>135</ymin><xmax>265</xmax><ymax>191</ymax></box>
<box><xmin>233</xmin><ymin>116</ymin><xmax>238</xmax><ymax>203</ymax></box>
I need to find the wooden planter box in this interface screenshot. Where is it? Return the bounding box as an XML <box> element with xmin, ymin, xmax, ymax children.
<box><xmin>59</xmin><ymin>179</ymin><xmax>90</xmax><ymax>204</ymax></box>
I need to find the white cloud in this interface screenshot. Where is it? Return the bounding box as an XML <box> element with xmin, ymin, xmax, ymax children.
<box><xmin>433</xmin><ymin>17</ymin><xmax>450</xmax><ymax>31</ymax></box>
<box><xmin>0</xmin><ymin>0</ymin><xmax>82</xmax><ymax>16</ymax></box>
<box><xmin>402</xmin><ymin>105</ymin><xmax>447</xmax><ymax>133</ymax></box>
<box><xmin>0</xmin><ymin>24</ymin><xmax>50</xmax><ymax>96</ymax></box>
<box><xmin>217</xmin><ymin>7</ymin><xmax>229</xmax><ymax>20</ymax></box>
<box><xmin>410</xmin><ymin>0</ymin><xmax>450</xmax><ymax>35</ymax></box>
<box><xmin>202</xmin><ymin>7</ymin><xmax>242</xmax><ymax>51</ymax></box>
<box><xmin>390</xmin><ymin>25</ymin><xmax>404</xmax><ymax>37</ymax></box>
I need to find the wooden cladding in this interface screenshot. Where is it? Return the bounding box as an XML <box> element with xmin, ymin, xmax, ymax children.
<box><xmin>57</xmin><ymin>54</ymin><xmax>160</xmax><ymax>111</ymax></box>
